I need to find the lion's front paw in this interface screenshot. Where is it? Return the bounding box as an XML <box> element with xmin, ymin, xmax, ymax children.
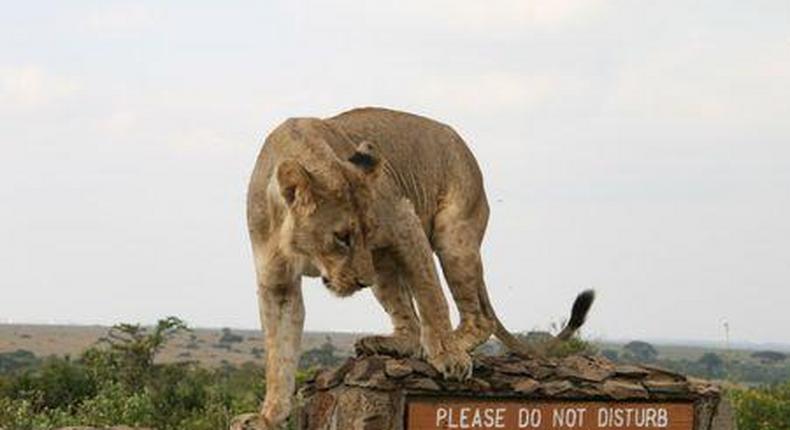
<box><xmin>238</xmin><ymin>400</ymin><xmax>289</xmax><ymax>430</ymax></box>
<box><xmin>427</xmin><ymin>347</ymin><xmax>473</xmax><ymax>381</ymax></box>
<box><xmin>230</xmin><ymin>413</ymin><xmax>282</xmax><ymax>430</ymax></box>
<box><xmin>355</xmin><ymin>335</ymin><xmax>422</xmax><ymax>358</ymax></box>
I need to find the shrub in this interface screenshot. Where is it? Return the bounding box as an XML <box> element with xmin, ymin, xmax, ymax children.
<box><xmin>99</xmin><ymin>316</ymin><xmax>188</xmax><ymax>390</ymax></box>
<box><xmin>601</xmin><ymin>349</ymin><xmax>620</xmax><ymax>362</ymax></box>
<box><xmin>0</xmin><ymin>350</ymin><xmax>39</xmax><ymax>374</ymax></box>
<box><xmin>697</xmin><ymin>353</ymin><xmax>725</xmax><ymax>378</ymax></box>
<box><xmin>0</xmin><ymin>317</ymin><xmax>269</xmax><ymax>430</ymax></box>
<box><xmin>515</xmin><ymin>328</ymin><xmax>597</xmax><ymax>357</ymax></box>
<box><xmin>751</xmin><ymin>350</ymin><xmax>787</xmax><ymax>365</ymax></box>
<box><xmin>730</xmin><ymin>381</ymin><xmax>790</xmax><ymax>430</ymax></box>
<box><xmin>299</xmin><ymin>337</ymin><xmax>344</xmax><ymax>369</ymax></box>
<box><xmin>623</xmin><ymin>340</ymin><xmax>658</xmax><ymax>363</ymax></box>
<box><xmin>250</xmin><ymin>346</ymin><xmax>265</xmax><ymax>359</ymax></box>
<box><xmin>219</xmin><ymin>328</ymin><xmax>244</xmax><ymax>344</ymax></box>
<box><xmin>73</xmin><ymin>382</ymin><xmax>156</xmax><ymax>427</ymax></box>
<box><xmin>3</xmin><ymin>356</ymin><xmax>96</xmax><ymax>412</ymax></box>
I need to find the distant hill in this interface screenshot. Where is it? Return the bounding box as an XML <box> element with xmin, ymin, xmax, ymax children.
<box><xmin>0</xmin><ymin>324</ymin><xmax>365</xmax><ymax>367</ymax></box>
<box><xmin>2</xmin><ymin>323</ymin><xmax>788</xmax><ymax>369</ymax></box>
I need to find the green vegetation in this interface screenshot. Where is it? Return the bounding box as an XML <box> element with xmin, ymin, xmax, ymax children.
<box><xmin>507</xmin><ymin>330</ymin><xmax>598</xmax><ymax>358</ymax></box>
<box><xmin>299</xmin><ymin>336</ymin><xmax>344</xmax><ymax>369</ymax></box>
<box><xmin>622</xmin><ymin>341</ymin><xmax>658</xmax><ymax>363</ymax></box>
<box><xmin>0</xmin><ymin>317</ymin><xmax>266</xmax><ymax>430</ymax></box>
<box><xmin>0</xmin><ymin>350</ymin><xmax>38</xmax><ymax>374</ymax></box>
<box><xmin>605</xmin><ymin>339</ymin><xmax>790</xmax><ymax>429</ymax></box>
<box><xmin>4</xmin><ymin>323</ymin><xmax>790</xmax><ymax>428</ymax></box>
<box><xmin>602</xmin><ymin>340</ymin><xmax>790</xmax><ymax>386</ymax></box>
<box><xmin>219</xmin><ymin>328</ymin><xmax>244</xmax><ymax>345</ymax></box>
<box><xmin>730</xmin><ymin>381</ymin><xmax>790</xmax><ymax>430</ymax></box>
<box><xmin>0</xmin><ymin>317</ymin><xmax>347</xmax><ymax>429</ymax></box>
<box><xmin>751</xmin><ymin>350</ymin><xmax>787</xmax><ymax>365</ymax></box>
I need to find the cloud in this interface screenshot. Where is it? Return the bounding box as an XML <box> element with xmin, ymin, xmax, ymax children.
<box><xmin>0</xmin><ymin>66</ymin><xmax>80</xmax><ymax>110</ymax></box>
<box><xmin>605</xmin><ymin>37</ymin><xmax>790</xmax><ymax>133</ymax></box>
<box><xmin>407</xmin><ymin>71</ymin><xmax>598</xmax><ymax>125</ymax></box>
<box><xmin>168</xmin><ymin>127</ymin><xmax>245</xmax><ymax>155</ymax></box>
<box><xmin>292</xmin><ymin>0</ymin><xmax>605</xmax><ymax>47</ymax></box>
<box><xmin>425</xmin><ymin>0</ymin><xmax>604</xmax><ymax>30</ymax></box>
<box><xmin>415</xmin><ymin>73</ymin><xmax>528</xmax><ymax>112</ymax></box>
<box><xmin>86</xmin><ymin>4</ymin><xmax>157</xmax><ymax>34</ymax></box>
<box><xmin>101</xmin><ymin>111</ymin><xmax>138</xmax><ymax>135</ymax></box>
<box><xmin>362</xmin><ymin>0</ymin><xmax>604</xmax><ymax>33</ymax></box>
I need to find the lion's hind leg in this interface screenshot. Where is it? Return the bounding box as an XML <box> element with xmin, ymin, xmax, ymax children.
<box><xmin>433</xmin><ymin>204</ymin><xmax>496</xmax><ymax>353</ymax></box>
<box><xmin>355</xmin><ymin>251</ymin><xmax>422</xmax><ymax>358</ymax></box>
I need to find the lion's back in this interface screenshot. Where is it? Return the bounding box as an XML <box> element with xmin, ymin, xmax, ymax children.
<box><xmin>328</xmin><ymin>107</ymin><xmax>487</xmax><ymax>223</ymax></box>
<box><xmin>328</xmin><ymin>107</ymin><xmax>483</xmax><ymax>190</ymax></box>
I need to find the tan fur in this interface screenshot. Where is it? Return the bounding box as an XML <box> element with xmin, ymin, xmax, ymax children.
<box><xmin>247</xmin><ymin>108</ymin><xmax>585</xmax><ymax>429</ymax></box>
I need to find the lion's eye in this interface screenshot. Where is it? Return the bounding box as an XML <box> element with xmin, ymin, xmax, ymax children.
<box><xmin>334</xmin><ymin>231</ymin><xmax>352</xmax><ymax>249</ymax></box>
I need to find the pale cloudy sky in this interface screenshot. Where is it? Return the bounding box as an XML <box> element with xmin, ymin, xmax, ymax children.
<box><xmin>1</xmin><ymin>1</ymin><xmax>789</xmax><ymax>345</ymax></box>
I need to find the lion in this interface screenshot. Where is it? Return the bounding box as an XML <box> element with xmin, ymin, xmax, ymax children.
<box><xmin>246</xmin><ymin>107</ymin><xmax>594</xmax><ymax>429</ymax></box>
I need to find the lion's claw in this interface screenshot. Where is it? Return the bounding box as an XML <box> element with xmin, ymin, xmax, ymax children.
<box><xmin>428</xmin><ymin>349</ymin><xmax>473</xmax><ymax>381</ymax></box>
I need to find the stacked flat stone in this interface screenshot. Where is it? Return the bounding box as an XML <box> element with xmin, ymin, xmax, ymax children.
<box><xmin>290</xmin><ymin>353</ymin><xmax>734</xmax><ymax>430</ymax></box>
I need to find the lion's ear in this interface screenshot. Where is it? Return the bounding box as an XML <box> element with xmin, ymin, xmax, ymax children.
<box><xmin>276</xmin><ymin>159</ymin><xmax>314</xmax><ymax>211</ymax></box>
<box><xmin>348</xmin><ymin>141</ymin><xmax>380</xmax><ymax>177</ymax></box>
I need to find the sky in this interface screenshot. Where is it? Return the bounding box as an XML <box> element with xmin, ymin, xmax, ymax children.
<box><xmin>1</xmin><ymin>1</ymin><xmax>789</xmax><ymax>345</ymax></box>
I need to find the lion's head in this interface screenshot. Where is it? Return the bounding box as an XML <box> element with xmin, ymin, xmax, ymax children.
<box><xmin>275</xmin><ymin>142</ymin><xmax>381</xmax><ymax>297</ymax></box>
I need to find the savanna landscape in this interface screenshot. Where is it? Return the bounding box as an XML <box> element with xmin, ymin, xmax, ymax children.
<box><xmin>2</xmin><ymin>319</ymin><xmax>790</xmax><ymax>429</ymax></box>
<box><xmin>3</xmin><ymin>1</ymin><xmax>789</xmax><ymax>429</ymax></box>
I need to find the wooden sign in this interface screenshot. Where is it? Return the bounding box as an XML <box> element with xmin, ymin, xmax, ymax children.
<box><xmin>406</xmin><ymin>398</ymin><xmax>694</xmax><ymax>430</ymax></box>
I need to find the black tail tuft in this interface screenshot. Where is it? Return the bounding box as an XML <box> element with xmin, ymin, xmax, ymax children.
<box><xmin>567</xmin><ymin>289</ymin><xmax>595</xmax><ymax>330</ymax></box>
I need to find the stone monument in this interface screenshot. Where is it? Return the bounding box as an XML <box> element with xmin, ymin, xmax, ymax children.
<box><xmin>238</xmin><ymin>353</ymin><xmax>735</xmax><ymax>430</ymax></box>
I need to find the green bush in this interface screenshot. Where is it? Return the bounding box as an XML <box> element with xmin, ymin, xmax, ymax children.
<box><xmin>73</xmin><ymin>382</ymin><xmax>156</xmax><ymax>427</ymax></box>
<box><xmin>0</xmin><ymin>350</ymin><xmax>39</xmax><ymax>374</ymax></box>
<box><xmin>730</xmin><ymin>381</ymin><xmax>790</xmax><ymax>430</ymax></box>
<box><xmin>3</xmin><ymin>356</ymin><xmax>97</xmax><ymax>412</ymax></box>
<box><xmin>657</xmin><ymin>356</ymin><xmax>790</xmax><ymax>384</ymax></box>
<box><xmin>0</xmin><ymin>317</ymin><xmax>268</xmax><ymax>430</ymax></box>
<box><xmin>299</xmin><ymin>337</ymin><xmax>344</xmax><ymax>369</ymax></box>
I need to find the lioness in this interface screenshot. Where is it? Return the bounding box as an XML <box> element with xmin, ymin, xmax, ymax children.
<box><xmin>246</xmin><ymin>107</ymin><xmax>594</xmax><ymax>428</ymax></box>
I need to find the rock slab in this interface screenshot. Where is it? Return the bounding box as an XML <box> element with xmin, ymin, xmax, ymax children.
<box><xmin>255</xmin><ymin>354</ymin><xmax>736</xmax><ymax>430</ymax></box>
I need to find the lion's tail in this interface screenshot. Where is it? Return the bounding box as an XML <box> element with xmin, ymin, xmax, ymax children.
<box><xmin>479</xmin><ymin>288</ymin><xmax>595</xmax><ymax>357</ymax></box>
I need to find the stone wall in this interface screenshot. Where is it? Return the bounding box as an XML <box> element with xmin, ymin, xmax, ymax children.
<box><xmin>287</xmin><ymin>354</ymin><xmax>735</xmax><ymax>430</ymax></box>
